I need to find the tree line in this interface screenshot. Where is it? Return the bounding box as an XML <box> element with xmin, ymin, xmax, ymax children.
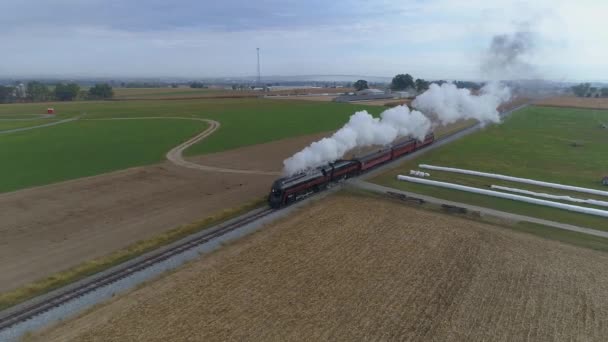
<box><xmin>571</xmin><ymin>83</ymin><xmax>608</xmax><ymax>98</ymax></box>
<box><xmin>352</xmin><ymin>74</ymin><xmax>482</xmax><ymax>93</ymax></box>
<box><xmin>0</xmin><ymin>82</ymin><xmax>114</xmax><ymax>104</ymax></box>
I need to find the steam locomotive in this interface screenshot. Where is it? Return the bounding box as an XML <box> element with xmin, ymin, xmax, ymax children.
<box><xmin>268</xmin><ymin>133</ymin><xmax>435</xmax><ymax>208</ymax></box>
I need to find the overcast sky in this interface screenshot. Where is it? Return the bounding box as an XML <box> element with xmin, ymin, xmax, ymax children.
<box><xmin>1</xmin><ymin>0</ymin><xmax>606</xmax><ymax>81</ymax></box>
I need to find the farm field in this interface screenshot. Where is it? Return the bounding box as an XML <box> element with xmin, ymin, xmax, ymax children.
<box><xmin>113</xmin><ymin>87</ymin><xmax>231</xmax><ymax>99</ymax></box>
<box><xmin>0</xmin><ymin>131</ymin><xmax>328</xmax><ymax>300</ymax></box>
<box><xmin>536</xmin><ymin>96</ymin><xmax>608</xmax><ymax>109</ymax></box>
<box><xmin>0</xmin><ymin>99</ymin><xmax>381</xmax><ymax>192</ymax></box>
<box><xmin>0</xmin><ymin>119</ymin><xmax>206</xmax><ymax>193</ymax></box>
<box><xmin>0</xmin><ymin>119</ymin><xmax>61</xmax><ymax>131</ymax></box>
<box><xmin>266</xmin><ymin>95</ymin><xmax>337</xmax><ymax>102</ymax></box>
<box><xmin>30</xmin><ymin>193</ymin><xmax>608</xmax><ymax>342</ymax></box>
<box><xmin>372</xmin><ymin>105</ymin><xmax>608</xmax><ymax>230</ymax></box>
<box><xmin>113</xmin><ymin>87</ymin><xmax>353</xmax><ymax>100</ymax></box>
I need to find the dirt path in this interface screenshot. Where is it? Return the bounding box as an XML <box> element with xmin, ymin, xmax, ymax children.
<box><xmin>0</xmin><ymin>117</ymin><xmax>78</xmax><ymax>134</ymax></box>
<box><xmin>0</xmin><ymin>114</ymin><xmax>278</xmax><ymax>175</ymax></box>
<box><xmin>88</xmin><ymin>117</ymin><xmax>281</xmax><ymax>176</ymax></box>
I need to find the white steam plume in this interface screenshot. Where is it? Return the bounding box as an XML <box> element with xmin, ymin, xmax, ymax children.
<box><xmin>412</xmin><ymin>82</ymin><xmax>511</xmax><ymax>125</ymax></box>
<box><xmin>283</xmin><ymin>106</ymin><xmax>431</xmax><ymax>175</ymax></box>
<box><xmin>283</xmin><ymin>81</ymin><xmax>512</xmax><ymax>176</ymax></box>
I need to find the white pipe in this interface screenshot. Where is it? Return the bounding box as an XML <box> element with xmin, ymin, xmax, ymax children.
<box><xmin>419</xmin><ymin>164</ymin><xmax>608</xmax><ymax>197</ymax></box>
<box><xmin>397</xmin><ymin>175</ymin><xmax>608</xmax><ymax>218</ymax></box>
<box><xmin>491</xmin><ymin>185</ymin><xmax>608</xmax><ymax>208</ymax></box>
<box><xmin>409</xmin><ymin>170</ymin><xmax>431</xmax><ymax>177</ymax></box>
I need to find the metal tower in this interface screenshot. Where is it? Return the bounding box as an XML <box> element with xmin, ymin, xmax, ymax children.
<box><xmin>257</xmin><ymin>48</ymin><xmax>261</xmax><ymax>86</ymax></box>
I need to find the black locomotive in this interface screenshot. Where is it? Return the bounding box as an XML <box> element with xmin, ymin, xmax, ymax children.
<box><xmin>268</xmin><ymin>133</ymin><xmax>435</xmax><ymax>208</ymax></box>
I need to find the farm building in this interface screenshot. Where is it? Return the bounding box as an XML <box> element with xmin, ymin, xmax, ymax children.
<box><xmin>334</xmin><ymin>88</ymin><xmax>394</xmax><ymax>103</ymax></box>
<box><xmin>356</xmin><ymin>88</ymin><xmax>385</xmax><ymax>96</ymax></box>
<box><xmin>602</xmin><ymin>176</ymin><xmax>608</xmax><ymax>186</ymax></box>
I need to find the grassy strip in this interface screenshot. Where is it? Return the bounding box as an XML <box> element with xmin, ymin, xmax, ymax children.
<box><xmin>0</xmin><ymin>197</ymin><xmax>266</xmax><ymax>311</ymax></box>
<box><xmin>373</xmin><ymin>179</ymin><xmax>608</xmax><ymax>231</ymax></box>
<box><xmin>371</xmin><ymin>105</ymin><xmax>608</xmax><ymax>230</ymax></box>
<box><xmin>510</xmin><ymin>222</ymin><xmax>608</xmax><ymax>253</ymax></box>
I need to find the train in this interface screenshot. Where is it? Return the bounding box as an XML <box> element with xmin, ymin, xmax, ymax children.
<box><xmin>268</xmin><ymin>132</ymin><xmax>435</xmax><ymax>208</ymax></box>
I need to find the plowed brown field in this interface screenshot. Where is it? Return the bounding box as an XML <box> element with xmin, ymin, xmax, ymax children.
<box><xmin>0</xmin><ymin>132</ymin><xmax>328</xmax><ymax>293</ymax></box>
<box><xmin>31</xmin><ymin>194</ymin><xmax>608</xmax><ymax>342</ymax></box>
<box><xmin>535</xmin><ymin>96</ymin><xmax>608</xmax><ymax>109</ymax></box>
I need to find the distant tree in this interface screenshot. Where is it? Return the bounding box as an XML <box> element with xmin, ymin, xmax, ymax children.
<box><xmin>231</xmin><ymin>84</ymin><xmax>238</xmax><ymax>90</ymax></box>
<box><xmin>601</xmin><ymin>88</ymin><xmax>608</xmax><ymax>97</ymax></box>
<box><xmin>190</xmin><ymin>82</ymin><xmax>206</xmax><ymax>88</ymax></box>
<box><xmin>571</xmin><ymin>83</ymin><xmax>591</xmax><ymax>97</ymax></box>
<box><xmin>353</xmin><ymin>80</ymin><xmax>369</xmax><ymax>91</ymax></box>
<box><xmin>414</xmin><ymin>78</ymin><xmax>430</xmax><ymax>93</ymax></box>
<box><xmin>125</xmin><ymin>82</ymin><xmax>162</xmax><ymax>88</ymax></box>
<box><xmin>391</xmin><ymin>74</ymin><xmax>415</xmax><ymax>91</ymax></box>
<box><xmin>88</xmin><ymin>83</ymin><xmax>114</xmax><ymax>99</ymax></box>
<box><xmin>454</xmin><ymin>80</ymin><xmax>482</xmax><ymax>90</ymax></box>
<box><xmin>26</xmin><ymin>81</ymin><xmax>51</xmax><ymax>102</ymax></box>
<box><xmin>0</xmin><ymin>86</ymin><xmax>15</xmax><ymax>103</ymax></box>
<box><xmin>170</xmin><ymin>83</ymin><xmax>179</xmax><ymax>88</ymax></box>
<box><xmin>54</xmin><ymin>83</ymin><xmax>80</xmax><ymax>101</ymax></box>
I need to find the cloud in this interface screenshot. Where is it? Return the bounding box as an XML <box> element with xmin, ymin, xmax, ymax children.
<box><xmin>0</xmin><ymin>0</ymin><xmax>606</xmax><ymax>80</ymax></box>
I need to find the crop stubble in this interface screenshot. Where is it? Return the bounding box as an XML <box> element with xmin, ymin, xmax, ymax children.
<box><xmin>32</xmin><ymin>194</ymin><xmax>608</xmax><ymax>341</ymax></box>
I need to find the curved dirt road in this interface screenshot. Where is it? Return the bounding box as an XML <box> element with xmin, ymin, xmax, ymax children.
<box><xmin>87</xmin><ymin>117</ymin><xmax>281</xmax><ymax>176</ymax></box>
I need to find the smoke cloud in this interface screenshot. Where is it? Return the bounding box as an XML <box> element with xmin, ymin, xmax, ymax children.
<box><xmin>282</xmin><ymin>81</ymin><xmax>511</xmax><ymax>176</ymax></box>
<box><xmin>282</xmin><ymin>26</ymin><xmax>524</xmax><ymax>176</ymax></box>
<box><xmin>481</xmin><ymin>26</ymin><xmax>537</xmax><ymax>79</ymax></box>
<box><xmin>412</xmin><ymin>82</ymin><xmax>511</xmax><ymax>125</ymax></box>
<box><xmin>283</xmin><ymin>106</ymin><xmax>431</xmax><ymax>176</ymax></box>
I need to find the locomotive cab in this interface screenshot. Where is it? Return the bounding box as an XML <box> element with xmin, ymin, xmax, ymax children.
<box><xmin>268</xmin><ymin>180</ymin><xmax>284</xmax><ymax>208</ymax></box>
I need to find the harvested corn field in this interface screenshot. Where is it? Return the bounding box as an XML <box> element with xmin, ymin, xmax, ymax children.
<box><xmin>535</xmin><ymin>96</ymin><xmax>608</xmax><ymax>109</ymax></box>
<box><xmin>31</xmin><ymin>193</ymin><xmax>608</xmax><ymax>341</ymax></box>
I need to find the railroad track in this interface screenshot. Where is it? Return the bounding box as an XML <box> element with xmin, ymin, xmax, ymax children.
<box><xmin>0</xmin><ymin>207</ymin><xmax>275</xmax><ymax>331</ymax></box>
<box><xmin>0</xmin><ymin>102</ymin><xmax>530</xmax><ymax>334</ymax></box>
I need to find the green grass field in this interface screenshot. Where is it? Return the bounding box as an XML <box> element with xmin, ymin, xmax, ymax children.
<box><xmin>0</xmin><ymin>119</ymin><xmax>206</xmax><ymax>192</ymax></box>
<box><xmin>0</xmin><ymin>99</ymin><xmax>380</xmax><ymax>192</ymax></box>
<box><xmin>0</xmin><ymin>119</ymin><xmax>62</xmax><ymax>131</ymax></box>
<box><xmin>372</xmin><ymin>105</ymin><xmax>608</xmax><ymax>230</ymax></box>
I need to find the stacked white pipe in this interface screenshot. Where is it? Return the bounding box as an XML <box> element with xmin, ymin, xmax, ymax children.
<box><xmin>419</xmin><ymin>164</ymin><xmax>608</xmax><ymax>197</ymax></box>
<box><xmin>491</xmin><ymin>185</ymin><xmax>608</xmax><ymax>208</ymax></box>
<box><xmin>409</xmin><ymin>170</ymin><xmax>431</xmax><ymax>177</ymax></box>
<box><xmin>396</xmin><ymin>175</ymin><xmax>608</xmax><ymax>218</ymax></box>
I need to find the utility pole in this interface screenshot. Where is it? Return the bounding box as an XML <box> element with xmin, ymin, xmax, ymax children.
<box><xmin>257</xmin><ymin>48</ymin><xmax>261</xmax><ymax>86</ymax></box>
